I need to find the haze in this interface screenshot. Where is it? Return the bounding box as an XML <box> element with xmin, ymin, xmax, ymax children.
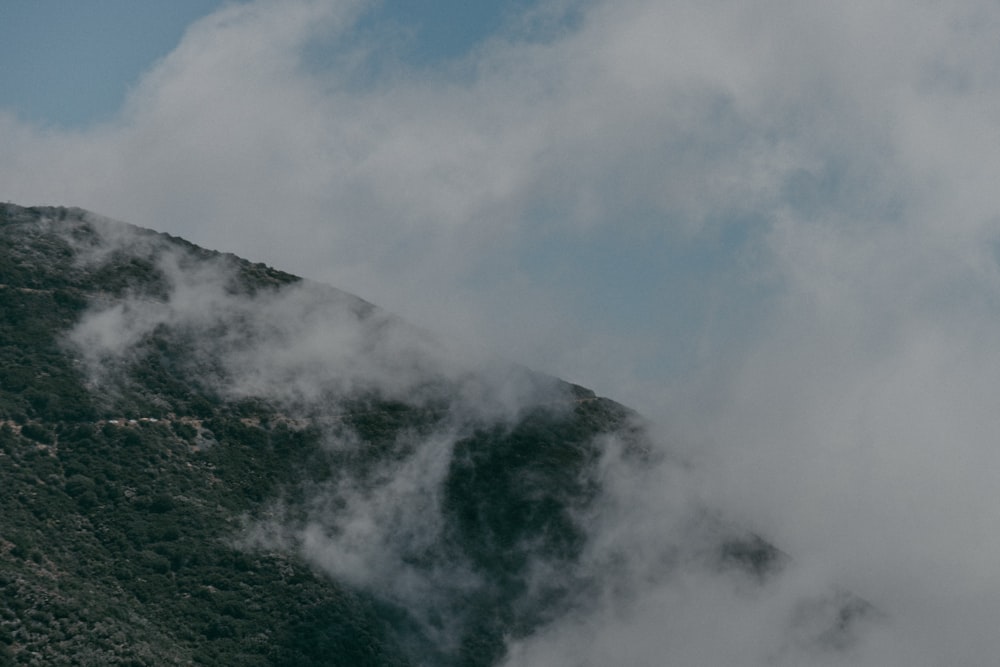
<box><xmin>4</xmin><ymin>1</ymin><xmax>1000</xmax><ymax>664</ymax></box>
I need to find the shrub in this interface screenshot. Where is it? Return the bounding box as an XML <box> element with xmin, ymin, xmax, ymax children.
<box><xmin>148</xmin><ymin>493</ymin><xmax>175</xmax><ymax>514</ymax></box>
<box><xmin>20</xmin><ymin>423</ymin><xmax>52</xmax><ymax>444</ymax></box>
<box><xmin>64</xmin><ymin>474</ymin><xmax>96</xmax><ymax>498</ymax></box>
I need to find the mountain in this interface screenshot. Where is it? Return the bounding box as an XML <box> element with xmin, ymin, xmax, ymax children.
<box><xmin>0</xmin><ymin>203</ymin><xmax>869</xmax><ymax>665</ymax></box>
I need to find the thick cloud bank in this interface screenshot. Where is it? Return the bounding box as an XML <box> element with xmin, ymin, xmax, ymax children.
<box><xmin>9</xmin><ymin>0</ymin><xmax>1000</xmax><ymax>664</ymax></box>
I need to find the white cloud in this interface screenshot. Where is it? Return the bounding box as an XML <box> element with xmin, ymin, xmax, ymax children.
<box><xmin>10</xmin><ymin>0</ymin><xmax>1000</xmax><ymax>663</ymax></box>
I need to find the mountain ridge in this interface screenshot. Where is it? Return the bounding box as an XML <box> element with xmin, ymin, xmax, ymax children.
<box><xmin>0</xmin><ymin>202</ymin><xmax>652</xmax><ymax>665</ymax></box>
<box><xmin>0</xmin><ymin>202</ymin><xmax>869</xmax><ymax>666</ymax></box>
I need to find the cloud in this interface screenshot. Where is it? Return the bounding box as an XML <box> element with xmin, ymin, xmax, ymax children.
<box><xmin>3</xmin><ymin>0</ymin><xmax>797</xmax><ymax>382</ymax></box>
<box><xmin>60</xmin><ymin>211</ymin><xmax>581</xmax><ymax>656</ymax></box>
<box><xmin>63</xmin><ymin>214</ymin><xmax>563</xmax><ymax>422</ymax></box>
<box><xmin>10</xmin><ymin>0</ymin><xmax>1000</xmax><ymax>664</ymax></box>
<box><xmin>495</xmin><ymin>432</ymin><xmax>891</xmax><ymax>667</ymax></box>
<box><xmin>8</xmin><ymin>0</ymin><xmax>997</xmax><ymax>399</ymax></box>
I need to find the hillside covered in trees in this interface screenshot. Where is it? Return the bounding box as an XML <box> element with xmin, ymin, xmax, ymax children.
<box><xmin>0</xmin><ymin>204</ymin><xmax>865</xmax><ymax>666</ymax></box>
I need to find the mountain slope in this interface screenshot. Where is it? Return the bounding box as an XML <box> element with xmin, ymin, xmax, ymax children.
<box><xmin>0</xmin><ymin>203</ymin><xmax>864</xmax><ymax>666</ymax></box>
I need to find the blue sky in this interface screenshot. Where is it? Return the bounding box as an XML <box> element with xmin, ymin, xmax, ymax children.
<box><xmin>0</xmin><ymin>0</ymin><xmax>532</xmax><ymax>128</ymax></box>
<box><xmin>0</xmin><ymin>0</ymin><xmax>222</xmax><ymax>127</ymax></box>
<box><xmin>5</xmin><ymin>3</ymin><xmax>1000</xmax><ymax>662</ymax></box>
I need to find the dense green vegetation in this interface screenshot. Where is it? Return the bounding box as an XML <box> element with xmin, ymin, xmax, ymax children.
<box><xmin>0</xmin><ymin>418</ymin><xmax>412</xmax><ymax>666</ymax></box>
<box><xmin>0</xmin><ymin>204</ymin><xmax>650</xmax><ymax>665</ymax></box>
<box><xmin>0</xmin><ymin>204</ymin><xmax>797</xmax><ymax>666</ymax></box>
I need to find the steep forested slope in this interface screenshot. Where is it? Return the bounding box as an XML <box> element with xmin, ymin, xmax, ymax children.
<box><xmin>0</xmin><ymin>204</ymin><xmax>835</xmax><ymax>666</ymax></box>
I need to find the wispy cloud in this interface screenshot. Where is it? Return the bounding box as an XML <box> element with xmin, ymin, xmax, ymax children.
<box><xmin>12</xmin><ymin>0</ymin><xmax>1000</xmax><ymax>663</ymax></box>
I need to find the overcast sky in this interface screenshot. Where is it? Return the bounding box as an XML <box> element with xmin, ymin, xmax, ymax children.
<box><xmin>5</xmin><ymin>1</ymin><xmax>1000</xmax><ymax>663</ymax></box>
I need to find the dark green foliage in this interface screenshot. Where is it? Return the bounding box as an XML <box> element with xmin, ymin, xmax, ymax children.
<box><xmin>0</xmin><ymin>204</ymin><xmax>600</xmax><ymax>665</ymax></box>
<box><xmin>0</xmin><ymin>203</ymin><xmax>802</xmax><ymax>666</ymax></box>
<box><xmin>0</xmin><ymin>407</ymin><xmax>412</xmax><ymax>664</ymax></box>
<box><xmin>17</xmin><ymin>423</ymin><xmax>51</xmax><ymax>444</ymax></box>
<box><xmin>0</xmin><ymin>205</ymin><xmax>423</xmax><ymax>664</ymax></box>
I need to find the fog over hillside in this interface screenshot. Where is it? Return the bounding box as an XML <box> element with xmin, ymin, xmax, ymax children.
<box><xmin>63</xmin><ymin>208</ymin><xmax>880</xmax><ymax>664</ymax></box>
<box><xmin>2</xmin><ymin>205</ymin><xmax>875</xmax><ymax>664</ymax></box>
<box><xmin>5</xmin><ymin>1</ymin><xmax>1000</xmax><ymax>665</ymax></box>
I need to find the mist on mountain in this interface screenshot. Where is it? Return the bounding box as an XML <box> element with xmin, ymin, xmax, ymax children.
<box><xmin>0</xmin><ymin>203</ymin><xmax>886</xmax><ymax>665</ymax></box>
